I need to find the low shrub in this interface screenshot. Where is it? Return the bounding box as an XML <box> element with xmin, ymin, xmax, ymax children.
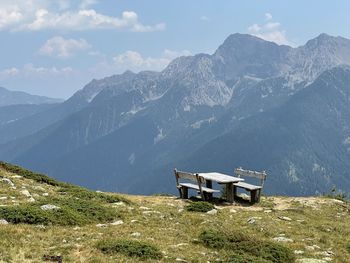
<box><xmin>199</xmin><ymin>229</ymin><xmax>227</xmax><ymax>248</ymax></box>
<box><xmin>324</xmin><ymin>186</ymin><xmax>348</xmax><ymax>202</ymax></box>
<box><xmin>346</xmin><ymin>242</ymin><xmax>350</xmax><ymax>253</ymax></box>
<box><xmin>59</xmin><ymin>186</ymin><xmax>131</xmax><ymax>204</ymax></box>
<box><xmin>186</xmin><ymin>201</ymin><xmax>214</xmax><ymax>212</ymax></box>
<box><xmin>96</xmin><ymin>239</ymin><xmax>162</xmax><ymax>260</ymax></box>
<box><xmin>228</xmin><ymin>253</ymin><xmax>270</xmax><ymax>263</ymax></box>
<box><xmin>0</xmin><ymin>205</ymin><xmax>50</xmax><ymax>225</ymax></box>
<box><xmin>0</xmin><ymin>197</ymin><xmax>118</xmax><ymax>226</ymax></box>
<box><xmin>199</xmin><ymin>229</ymin><xmax>295</xmax><ymax>263</ymax></box>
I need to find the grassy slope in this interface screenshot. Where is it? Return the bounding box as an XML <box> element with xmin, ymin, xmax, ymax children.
<box><xmin>0</xmin><ymin>162</ymin><xmax>349</xmax><ymax>262</ymax></box>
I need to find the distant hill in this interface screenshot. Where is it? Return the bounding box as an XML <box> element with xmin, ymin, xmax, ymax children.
<box><xmin>1</xmin><ymin>33</ymin><xmax>350</xmax><ymax>196</ymax></box>
<box><xmin>0</xmin><ymin>86</ymin><xmax>63</xmax><ymax>106</ymax></box>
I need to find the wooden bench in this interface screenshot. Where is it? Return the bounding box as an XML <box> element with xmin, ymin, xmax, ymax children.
<box><xmin>174</xmin><ymin>169</ymin><xmax>220</xmax><ymax>200</ymax></box>
<box><xmin>233</xmin><ymin>167</ymin><xmax>267</xmax><ymax>203</ymax></box>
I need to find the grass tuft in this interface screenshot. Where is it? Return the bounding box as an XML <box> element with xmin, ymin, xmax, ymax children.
<box><xmin>185</xmin><ymin>201</ymin><xmax>214</xmax><ymax>212</ymax></box>
<box><xmin>96</xmin><ymin>239</ymin><xmax>162</xmax><ymax>260</ymax></box>
<box><xmin>0</xmin><ymin>197</ymin><xmax>119</xmax><ymax>226</ymax></box>
<box><xmin>199</xmin><ymin>229</ymin><xmax>295</xmax><ymax>263</ymax></box>
<box><xmin>59</xmin><ymin>185</ymin><xmax>131</xmax><ymax>204</ymax></box>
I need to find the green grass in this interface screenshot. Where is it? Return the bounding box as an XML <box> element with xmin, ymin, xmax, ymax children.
<box><xmin>59</xmin><ymin>185</ymin><xmax>131</xmax><ymax>204</ymax></box>
<box><xmin>199</xmin><ymin>229</ymin><xmax>295</xmax><ymax>263</ymax></box>
<box><xmin>185</xmin><ymin>201</ymin><xmax>215</xmax><ymax>212</ymax></box>
<box><xmin>96</xmin><ymin>239</ymin><xmax>162</xmax><ymax>260</ymax></box>
<box><xmin>0</xmin><ymin>197</ymin><xmax>119</xmax><ymax>226</ymax></box>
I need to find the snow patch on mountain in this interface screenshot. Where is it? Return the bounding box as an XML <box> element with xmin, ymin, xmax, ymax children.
<box><xmin>154</xmin><ymin>127</ymin><xmax>166</xmax><ymax>144</ymax></box>
<box><xmin>191</xmin><ymin>116</ymin><xmax>216</xmax><ymax>129</ymax></box>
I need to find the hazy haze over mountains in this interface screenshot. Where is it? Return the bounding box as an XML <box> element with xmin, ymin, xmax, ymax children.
<box><xmin>1</xmin><ymin>33</ymin><xmax>350</xmax><ymax>196</ymax></box>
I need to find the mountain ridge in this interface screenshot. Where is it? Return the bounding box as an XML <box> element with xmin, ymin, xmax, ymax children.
<box><xmin>1</xmin><ymin>33</ymin><xmax>350</xmax><ymax>196</ymax></box>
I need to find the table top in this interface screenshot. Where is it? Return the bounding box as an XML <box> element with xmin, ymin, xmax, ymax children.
<box><xmin>197</xmin><ymin>172</ymin><xmax>244</xmax><ymax>183</ymax></box>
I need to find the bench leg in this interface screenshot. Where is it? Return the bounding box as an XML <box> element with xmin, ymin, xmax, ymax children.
<box><xmin>203</xmin><ymin>192</ymin><xmax>213</xmax><ymax>201</ymax></box>
<box><xmin>226</xmin><ymin>183</ymin><xmax>234</xmax><ymax>203</ymax></box>
<box><xmin>256</xmin><ymin>189</ymin><xmax>261</xmax><ymax>203</ymax></box>
<box><xmin>250</xmin><ymin>190</ymin><xmax>258</xmax><ymax>204</ymax></box>
<box><xmin>182</xmin><ymin>187</ymin><xmax>189</xmax><ymax>199</ymax></box>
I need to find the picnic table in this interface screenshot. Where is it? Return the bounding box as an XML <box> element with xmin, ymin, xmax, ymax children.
<box><xmin>197</xmin><ymin>172</ymin><xmax>244</xmax><ymax>203</ymax></box>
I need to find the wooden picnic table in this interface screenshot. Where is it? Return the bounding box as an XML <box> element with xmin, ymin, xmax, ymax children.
<box><xmin>197</xmin><ymin>172</ymin><xmax>244</xmax><ymax>203</ymax></box>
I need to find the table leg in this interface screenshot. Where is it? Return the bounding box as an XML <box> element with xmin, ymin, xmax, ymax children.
<box><xmin>206</xmin><ymin>180</ymin><xmax>212</xmax><ymax>189</ymax></box>
<box><xmin>226</xmin><ymin>183</ymin><xmax>234</xmax><ymax>203</ymax></box>
<box><xmin>233</xmin><ymin>185</ymin><xmax>237</xmax><ymax>200</ymax></box>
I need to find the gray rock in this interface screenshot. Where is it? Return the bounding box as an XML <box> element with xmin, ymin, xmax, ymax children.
<box><xmin>206</xmin><ymin>209</ymin><xmax>218</xmax><ymax>215</ymax></box>
<box><xmin>1</xmin><ymin>178</ymin><xmax>15</xmax><ymax>188</ymax></box>
<box><xmin>296</xmin><ymin>259</ymin><xmax>327</xmax><ymax>263</ymax></box>
<box><xmin>96</xmin><ymin>223</ymin><xmax>108</xmax><ymax>227</ymax></box>
<box><xmin>273</xmin><ymin>237</ymin><xmax>293</xmax><ymax>242</ymax></box>
<box><xmin>247</xmin><ymin>218</ymin><xmax>256</xmax><ymax>224</ymax></box>
<box><xmin>131</xmin><ymin>232</ymin><xmax>141</xmax><ymax>237</ymax></box>
<box><xmin>0</xmin><ymin>219</ymin><xmax>9</xmax><ymax>225</ymax></box>
<box><xmin>110</xmin><ymin>220</ymin><xmax>124</xmax><ymax>226</ymax></box>
<box><xmin>20</xmin><ymin>189</ymin><xmax>31</xmax><ymax>197</ymax></box>
<box><xmin>40</xmin><ymin>204</ymin><xmax>60</xmax><ymax>211</ymax></box>
<box><xmin>175</xmin><ymin>258</ymin><xmax>188</xmax><ymax>262</ymax></box>
<box><xmin>278</xmin><ymin>216</ymin><xmax>292</xmax><ymax>221</ymax></box>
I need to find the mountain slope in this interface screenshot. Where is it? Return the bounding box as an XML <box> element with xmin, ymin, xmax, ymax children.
<box><xmin>178</xmin><ymin>66</ymin><xmax>350</xmax><ymax>195</ymax></box>
<box><xmin>3</xmin><ymin>33</ymin><xmax>350</xmax><ymax>196</ymax></box>
<box><xmin>0</xmin><ymin>86</ymin><xmax>62</xmax><ymax>106</ymax></box>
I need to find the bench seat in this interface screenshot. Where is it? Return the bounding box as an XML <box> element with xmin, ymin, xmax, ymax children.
<box><xmin>233</xmin><ymin>182</ymin><xmax>262</xmax><ymax>191</ymax></box>
<box><xmin>179</xmin><ymin>183</ymin><xmax>220</xmax><ymax>193</ymax></box>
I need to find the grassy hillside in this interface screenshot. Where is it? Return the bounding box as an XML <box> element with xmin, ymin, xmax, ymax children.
<box><xmin>0</xmin><ymin>162</ymin><xmax>349</xmax><ymax>262</ymax></box>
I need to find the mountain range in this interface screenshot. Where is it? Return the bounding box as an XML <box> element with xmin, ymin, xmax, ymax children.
<box><xmin>1</xmin><ymin>33</ymin><xmax>350</xmax><ymax>196</ymax></box>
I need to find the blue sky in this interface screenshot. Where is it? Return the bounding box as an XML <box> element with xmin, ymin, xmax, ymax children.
<box><xmin>1</xmin><ymin>0</ymin><xmax>350</xmax><ymax>99</ymax></box>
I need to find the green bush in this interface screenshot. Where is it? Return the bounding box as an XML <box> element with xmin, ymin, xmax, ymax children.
<box><xmin>185</xmin><ymin>201</ymin><xmax>215</xmax><ymax>212</ymax></box>
<box><xmin>199</xmin><ymin>229</ymin><xmax>227</xmax><ymax>248</ymax></box>
<box><xmin>0</xmin><ymin>197</ymin><xmax>118</xmax><ymax>226</ymax></box>
<box><xmin>59</xmin><ymin>186</ymin><xmax>131</xmax><ymax>204</ymax></box>
<box><xmin>199</xmin><ymin>229</ymin><xmax>295</xmax><ymax>263</ymax></box>
<box><xmin>96</xmin><ymin>239</ymin><xmax>162</xmax><ymax>260</ymax></box>
<box><xmin>228</xmin><ymin>253</ymin><xmax>270</xmax><ymax>263</ymax></box>
<box><xmin>346</xmin><ymin>242</ymin><xmax>350</xmax><ymax>253</ymax></box>
<box><xmin>0</xmin><ymin>205</ymin><xmax>50</xmax><ymax>225</ymax></box>
<box><xmin>324</xmin><ymin>186</ymin><xmax>348</xmax><ymax>202</ymax></box>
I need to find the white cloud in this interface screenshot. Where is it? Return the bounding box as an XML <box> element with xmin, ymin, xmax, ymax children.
<box><xmin>112</xmin><ymin>49</ymin><xmax>192</xmax><ymax>72</ymax></box>
<box><xmin>248</xmin><ymin>13</ymin><xmax>292</xmax><ymax>46</ymax></box>
<box><xmin>0</xmin><ymin>64</ymin><xmax>74</xmax><ymax>80</ymax></box>
<box><xmin>39</xmin><ymin>36</ymin><xmax>91</xmax><ymax>58</ymax></box>
<box><xmin>0</xmin><ymin>1</ymin><xmax>165</xmax><ymax>32</ymax></box>
<box><xmin>0</xmin><ymin>67</ymin><xmax>19</xmax><ymax>80</ymax></box>
<box><xmin>265</xmin><ymin>13</ymin><xmax>273</xmax><ymax>21</ymax></box>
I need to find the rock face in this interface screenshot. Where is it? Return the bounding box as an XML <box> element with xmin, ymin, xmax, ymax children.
<box><xmin>1</xmin><ymin>33</ymin><xmax>350</xmax><ymax>196</ymax></box>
